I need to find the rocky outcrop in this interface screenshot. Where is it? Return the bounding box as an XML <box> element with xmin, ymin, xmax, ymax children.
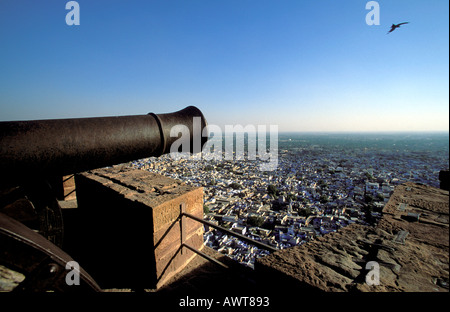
<box><xmin>255</xmin><ymin>182</ymin><xmax>449</xmax><ymax>292</ymax></box>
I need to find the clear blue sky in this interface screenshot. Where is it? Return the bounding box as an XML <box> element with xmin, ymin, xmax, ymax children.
<box><xmin>0</xmin><ymin>0</ymin><xmax>448</xmax><ymax>132</ymax></box>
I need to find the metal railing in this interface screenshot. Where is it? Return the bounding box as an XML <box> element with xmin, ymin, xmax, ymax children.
<box><xmin>179</xmin><ymin>203</ymin><xmax>277</xmax><ymax>269</ymax></box>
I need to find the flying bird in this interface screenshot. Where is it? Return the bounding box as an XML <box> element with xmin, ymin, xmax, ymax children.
<box><xmin>387</xmin><ymin>22</ymin><xmax>409</xmax><ymax>34</ymax></box>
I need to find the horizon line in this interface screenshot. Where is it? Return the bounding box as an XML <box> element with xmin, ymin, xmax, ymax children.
<box><xmin>276</xmin><ymin>130</ymin><xmax>450</xmax><ymax>134</ymax></box>
<box><xmin>213</xmin><ymin>129</ymin><xmax>450</xmax><ymax>135</ymax></box>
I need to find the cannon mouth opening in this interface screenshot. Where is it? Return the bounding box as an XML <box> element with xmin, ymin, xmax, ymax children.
<box><xmin>182</xmin><ymin>105</ymin><xmax>209</xmax><ymax>153</ymax></box>
<box><xmin>150</xmin><ymin>105</ymin><xmax>209</xmax><ymax>156</ymax></box>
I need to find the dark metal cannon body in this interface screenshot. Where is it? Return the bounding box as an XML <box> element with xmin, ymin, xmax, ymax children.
<box><xmin>0</xmin><ymin>106</ymin><xmax>207</xmax><ymax>183</ymax></box>
<box><xmin>0</xmin><ymin>106</ymin><xmax>208</xmax><ymax>292</ymax></box>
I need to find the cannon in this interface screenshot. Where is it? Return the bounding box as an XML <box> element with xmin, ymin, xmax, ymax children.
<box><xmin>0</xmin><ymin>106</ymin><xmax>208</xmax><ymax>292</ymax></box>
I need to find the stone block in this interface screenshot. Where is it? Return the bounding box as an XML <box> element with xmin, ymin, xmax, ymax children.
<box><xmin>67</xmin><ymin>167</ymin><xmax>204</xmax><ymax>290</ymax></box>
<box><xmin>62</xmin><ymin>175</ymin><xmax>77</xmax><ymax>201</ymax></box>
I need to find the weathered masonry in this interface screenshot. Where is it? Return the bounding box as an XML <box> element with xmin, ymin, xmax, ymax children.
<box><xmin>64</xmin><ymin>167</ymin><xmax>204</xmax><ymax>290</ymax></box>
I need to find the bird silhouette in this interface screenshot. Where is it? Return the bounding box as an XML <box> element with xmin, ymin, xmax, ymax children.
<box><xmin>387</xmin><ymin>22</ymin><xmax>409</xmax><ymax>34</ymax></box>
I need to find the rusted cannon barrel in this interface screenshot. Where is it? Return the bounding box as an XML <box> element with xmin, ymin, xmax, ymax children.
<box><xmin>0</xmin><ymin>106</ymin><xmax>207</xmax><ymax>181</ymax></box>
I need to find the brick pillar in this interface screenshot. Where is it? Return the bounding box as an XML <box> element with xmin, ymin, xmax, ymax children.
<box><xmin>69</xmin><ymin>167</ymin><xmax>204</xmax><ymax>290</ymax></box>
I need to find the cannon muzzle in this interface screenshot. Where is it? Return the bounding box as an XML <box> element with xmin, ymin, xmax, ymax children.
<box><xmin>0</xmin><ymin>106</ymin><xmax>208</xmax><ymax>182</ymax></box>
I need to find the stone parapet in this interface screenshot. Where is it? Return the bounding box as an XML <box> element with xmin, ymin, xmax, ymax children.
<box><xmin>66</xmin><ymin>167</ymin><xmax>204</xmax><ymax>290</ymax></box>
<box><xmin>255</xmin><ymin>182</ymin><xmax>449</xmax><ymax>292</ymax></box>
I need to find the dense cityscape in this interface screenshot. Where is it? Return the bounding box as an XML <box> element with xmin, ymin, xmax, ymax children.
<box><xmin>131</xmin><ymin>132</ymin><xmax>449</xmax><ymax>268</ymax></box>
